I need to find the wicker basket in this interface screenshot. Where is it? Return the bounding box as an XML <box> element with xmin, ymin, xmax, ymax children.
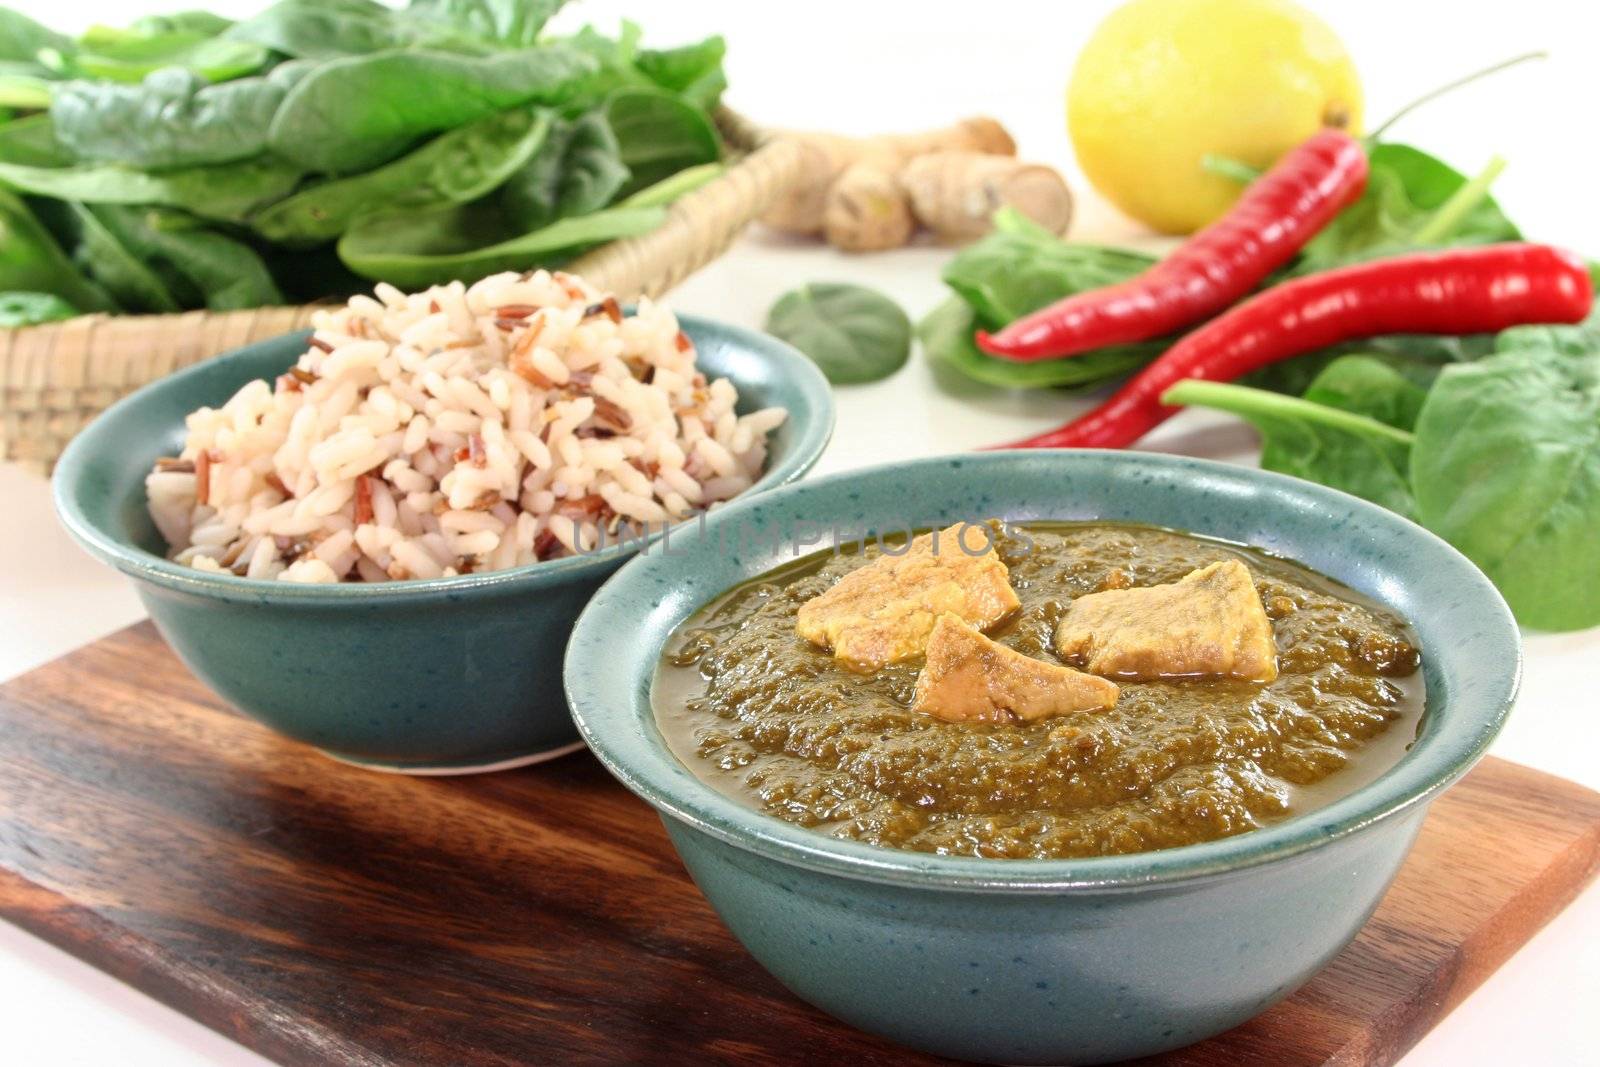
<box><xmin>0</xmin><ymin>109</ymin><xmax>803</xmax><ymax>470</ymax></box>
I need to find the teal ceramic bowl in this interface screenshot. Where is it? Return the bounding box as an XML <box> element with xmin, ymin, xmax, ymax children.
<box><xmin>54</xmin><ymin>316</ymin><xmax>832</xmax><ymax>773</ymax></box>
<box><xmin>565</xmin><ymin>450</ymin><xmax>1520</xmax><ymax>1063</ymax></box>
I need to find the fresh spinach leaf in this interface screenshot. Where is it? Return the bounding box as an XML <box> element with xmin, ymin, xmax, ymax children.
<box><xmin>547</xmin><ymin>25</ymin><xmax>726</xmax><ymax>121</ymax></box>
<box><xmin>0</xmin><ymin>8</ymin><xmax>73</xmax><ymax>67</ymax></box>
<box><xmin>0</xmin><ymin>71</ymin><xmax>51</xmax><ymax>109</ymax></box>
<box><xmin>226</xmin><ymin>0</ymin><xmax>491</xmax><ymax>60</ymax></box>
<box><xmin>1244</xmin><ymin>331</ymin><xmax>1497</xmax><ymax>395</ymax></box>
<box><xmin>71</xmin><ymin>26</ymin><xmax>269</xmax><ymax>84</ymax></box>
<box><xmin>604</xmin><ymin>87</ymin><xmax>720</xmax><ymax>197</ymax></box>
<box><xmin>51</xmin><ymin>201</ymin><xmax>180</xmax><ymax>311</ymax></box>
<box><xmin>1494</xmin><ymin>307</ymin><xmax>1600</xmax><ymax>358</ymax></box>
<box><xmin>1297</xmin><ymin>143</ymin><xmax>1519</xmax><ymax>273</ymax></box>
<box><xmin>940</xmin><ymin>206</ymin><xmax>1157</xmax><ymax>329</ymax></box>
<box><xmin>52</xmin><ymin>62</ymin><xmax>312</xmax><ymax>169</ymax></box>
<box><xmin>924</xmin><ymin>207</ymin><xmax>1161</xmax><ymax>390</ymax></box>
<box><xmin>126</xmin><ymin>13</ymin><xmax>236</xmax><ymax>38</ymax></box>
<box><xmin>253</xmin><ymin>107</ymin><xmax>552</xmax><ymax>246</ymax></box>
<box><xmin>267</xmin><ymin>46</ymin><xmax>594</xmax><ymax>174</ymax></box>
<box><xmin>88</xmin><ymin>205</ymin><xmax>283</xmax><ymax>310</ymax></box>
<box><xmin>1302</xmin><ymin>355</ymin><xmax>1430</xmax><ymax>431</ymax></box>
<box><xmin>918</xmin><ymin>296</ymin><xmax>1154</xmax><ymax>390</ymax></box>
<box><xmin>0</xmin><ymin>8</ymin><xmax>69</xmax><ymax>106</ymax></box>
<box><xmin>496</xmin><ymin>110</ymin><xmax>627</xmax><ymax>233</ymax></box>
<box><xmin>1162</xmin><ymin>378</ymin><xmax>1419</xmax><ymax>519</ymax></box>
<box><xmin>545</xmin><ymin>113</ymin><xmax>630</xmax><ymax>213</ymax></box>
<box><xmin>337</xmin><ymin>200</ymin><xmax>664</xmax><ymax>288</ymax></box>
<box><xmin>1412</xmin><ymin>325</ymin><xmax>1600</xmax><ymax>631</ymax></box>
<box><xmin>44</xmin><ymin>202</ymin><xmax>282</xmax><ymax>312</ymax></box>
<box><xmin>0</xmin><ymin>289</ymin><xmax>77</xmax><ymax>325</ymax></box>
<box><xmin>0</xmin><ymin>188</ymin><xmax>112</xmax><ymax>311</ymax></box>
<box><xmin>635</xmin><ymin>36</ymin><xmax>728</xmax><ymax>110</ymax></box>
<box><xmin>766</xmin><ymin>283</ymin><xmax>911</xmax><ymax>385</ymax></box>
<box><xmin>943</xmin><ymin>233</ymin><xmax>1158</xmax><ymax>330</ymax></box>
<box><xmin>407</xmin><ymin>0</ymin><xmax>567</xmax><ymax>48</ymax></box>
<box><xmin>561</xmin><ymin>21</ymin><xmax>652</xmax><ymax>100</ymax></box>
<box><xmin>0</xmin><ymin>112</ymin><xmax>70</xmax><ymax>165</ymax></box>
<box><xmin>0</xmin><ymin>152</ymin><xmax>302</xmax><ymax>223</ymax></box>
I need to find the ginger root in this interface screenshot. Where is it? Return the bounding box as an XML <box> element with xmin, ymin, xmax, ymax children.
<box><xmin>903</xmin><ymin>152</ymin><xmax>1073</xmax><ymax>244</ymax></box>
<box><xmin>762</xmin><ymin>118</ymin><xmax>1013</xmax><ymax>236</ymax></box>
<box><xmin>823</xmin><ymin>163</ymin><xmax>915</xmax><ymax>252</ymax></box>
<box><xmin>761</xmin><ymin>117</ymin><xmax>1071</xmax><ymax>252</ymax></box>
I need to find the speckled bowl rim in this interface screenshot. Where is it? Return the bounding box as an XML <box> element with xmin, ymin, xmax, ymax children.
<box><xmin>565</xmin><ymin>450</ymin><xmax>1522</xmax><ymax>893</ymax></box>
<box><xmin>52</xmin><ymin>313</ymin><xmax>835</xmax><ymax>606</ymax></box>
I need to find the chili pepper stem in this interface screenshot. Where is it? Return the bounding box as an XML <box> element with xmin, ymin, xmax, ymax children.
<box><xmin>1413</xmin><ymin>155</ymin><xmax>1508</xmax><ymax>245</ymax></box>
<box><xmin>1368</xmin><ymin>51</ymin><xmax>1547</xmax><ymax>142</ymax></box>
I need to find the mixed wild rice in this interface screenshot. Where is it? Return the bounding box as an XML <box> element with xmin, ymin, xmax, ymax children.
<box><xmin>146</xmin><ymin>270</ymin><xmax>787</xmax><ymax>583</ymax></box>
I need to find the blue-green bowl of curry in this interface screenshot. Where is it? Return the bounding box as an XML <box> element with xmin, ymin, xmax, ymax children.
<box><xmin>53</xmin><ymin>314</ymin><xmax>833</xmax><ymax>773</ymax></box>
<box><xmin>564</xmin><ymin>450</ymin><xmax>1520</xmax><ymax>1063</ymax></box>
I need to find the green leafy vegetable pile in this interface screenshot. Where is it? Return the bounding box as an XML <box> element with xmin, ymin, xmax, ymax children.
<box><xmin>0</xmin><ymin>1</ymin><xmax>729</xmax><ymax>320</ymax></box>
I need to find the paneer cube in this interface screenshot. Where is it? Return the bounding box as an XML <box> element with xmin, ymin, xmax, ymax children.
<box><xmin>912</xmin><ymin>614</ymin><xmax>1119</xmax><ymax>723</ymax></box>
<box><xmin>796</xmin><ymin>523</ymin><xmax>1020</xmax><ymax>672</ymax></box>
<box><xmin>1054</xmin><ymin>559</ymin><xmax>1278</xmax><ymax>682</ymax></box>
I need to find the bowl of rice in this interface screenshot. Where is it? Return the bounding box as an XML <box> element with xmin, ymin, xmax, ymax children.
<box><xmin>54</xmin><ymin>270</ymin><xmax>833</xmax><ymax>773</ymax></box>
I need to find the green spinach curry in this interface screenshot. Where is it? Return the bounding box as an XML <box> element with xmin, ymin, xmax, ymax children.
<box><xmin>656</xmin><ymin>522</ymin><xmax>1423</xmax><ymax>860</ymax></box>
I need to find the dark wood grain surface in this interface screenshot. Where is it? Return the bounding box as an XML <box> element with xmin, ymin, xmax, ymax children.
<box><xmin>1</xmin><ymin>621</ymin><xmax>1596</xmax><ymax>1066</ymax></box>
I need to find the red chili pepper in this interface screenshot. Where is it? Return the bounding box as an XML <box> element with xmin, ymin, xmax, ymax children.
<box><xmin>975</xmin><ymin>130</ymin><xmax>1370</xmax><ymax>362</ymax></box>
<box><xmin>994</xmin><ymin>244</ymin><xmax>1594</xmax><ymax>451</ymax></box>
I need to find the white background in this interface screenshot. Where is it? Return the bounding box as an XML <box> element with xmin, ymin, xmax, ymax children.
<box><xmin>2</xmin><ymin>1</ymin><xmax>1597</xmax><ymax>1063</ymax></box>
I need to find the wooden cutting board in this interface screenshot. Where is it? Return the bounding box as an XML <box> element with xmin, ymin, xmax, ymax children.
<box><xmin>1</xmin><ymin>622</ymin><xmax>1596</xmax><ymax>1067</ymax></box>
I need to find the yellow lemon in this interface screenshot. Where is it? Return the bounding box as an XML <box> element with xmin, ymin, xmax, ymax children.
<box><xmin>1068</xmin><ymin>0</ymin><xmax>1362</xmax><ymax>234</ymax></box>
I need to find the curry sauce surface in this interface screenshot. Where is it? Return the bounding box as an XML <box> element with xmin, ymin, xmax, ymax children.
<box><xmin>656</xmin><ymin>522</ymin><xmax>1423</xmax><ymax>860</ymax></box>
